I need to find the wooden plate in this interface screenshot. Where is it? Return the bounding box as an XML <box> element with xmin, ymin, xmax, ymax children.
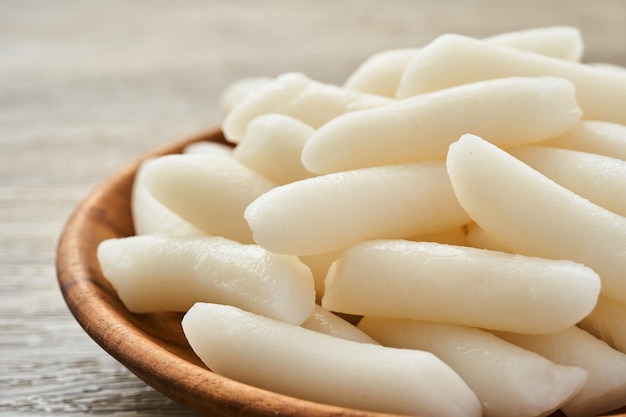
<box><xmin>56</xmin><ymin>126</ymin><xmax>626</xmax><ymax>417</ymax></box>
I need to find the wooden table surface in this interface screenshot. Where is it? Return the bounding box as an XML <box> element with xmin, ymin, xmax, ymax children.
<box><xmin>2</xmin><ymin>1</ymin><xmax>625</xmax><ymax>415</ymax></box>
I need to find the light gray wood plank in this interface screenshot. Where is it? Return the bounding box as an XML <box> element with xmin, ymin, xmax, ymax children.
<box><xmin>2</xmin><ymin>0</ymin><xmax>625</xmax><ymax>415</ymax></box>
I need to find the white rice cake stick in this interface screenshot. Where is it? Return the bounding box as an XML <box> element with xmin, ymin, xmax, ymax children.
<box><xmin>302</xmin><ymin>76</ymin><xmax>580</xmax><ymax>173</ymax></box>
<box><xmin>344</xmin><ymin>26</ymin><xmax>583</xmax><ymax>97</ymax></box>
<box><xmin>344</xmin><ymin>48</ymin><xmax>419</xmax><ymax>97</ymax></box>
<box><xmin>131</xmin><ymin>158</ymin><xmax>206</xmax><ymax>237</ymax></box>
<box><xmin>396</xmin><ymin>34</ymin><xmax>626</xmax><ymax>125</ymax></box>
<box><xmin>301</xmin><ymin>304</ymin><xmax>378</xmax><ymax>344</ymax></box>
<box><xmin>590</xmin><ymin>62</ymin><xmax>626</xmax><ymax>74</ymax></box>
<box><xmin>223</xmin><ymin>72</ymin><xmax>391</xmax><ymax>143</ymax></box>
<box><xmin>493</xmin><ymin>326</ymin><xmax>626</xmax><ymax>417</ymax></box>
<box><xmin>244</xmin><ymin>161</ymin><xmax>470</xmax><ymax>256</ymax></box>
<box><xmin>183</xmin><ymin>141</ymin><xmax>234</xmax><ymax>157</ymax></box>
<box><xmin>141</xmin><ymin>153</ymin><xmax>276</xmax><ymax>244</ymax></box>
<box><xmin>321</xmin><ymin>240</ymin><xmax>599</xmax><ymax>334</ymax></box>
<box><xmin>219</xmin><ymin>76</ymin><xmax>272</xmax><ymax>116</ymax></box>
<box><xmin>233</xmin><ymin>113</ymin><xmax>316</xmax><ymax>185</ymax></box>
<box><xmin>358</xmin><ymin>317</ymin><xmax>587</xmax><ymax>417</ymax></box>
<box><xmin>510</xmin><ymin>146</ymin><xmax>626</xmax><ymax>217</ymax></box>
<box><xmin>97</xmin><ymin>236</ymin><xmax>315</xmax><ymax>324</ymax></box>
<box><xmin>292</xmin><ymin>230</ymin><xmax>468</xmax><ymax>295</ymax></box>
<box><xmin>447</xmin><ymin>134</ymin><xmax>626</xmax><ymax>304</ymax></box>
<box><xmin>578</xmin><ymin>296</ymin><xmax>626</xmax><ymax>354</ymax></box>
<box><xmin>483</xmin><ymin>26</ymin><xmax>583</xmax><ymax>62</ymax></box>
<box><xmin>182</xmin><ymin>302</ymin><xmax>482</xmax><ymax>417</ymax></box>
<box><xmin>540</xmin><ymin>120</ymin><xmax>626</xmax><ymax>161</ymax></box>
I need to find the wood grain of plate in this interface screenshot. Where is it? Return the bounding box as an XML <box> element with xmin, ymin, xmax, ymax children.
<box><xmin>56</xmin><ymin>126</ymin><xmax>626</xmax><ymax>417</ymax></box>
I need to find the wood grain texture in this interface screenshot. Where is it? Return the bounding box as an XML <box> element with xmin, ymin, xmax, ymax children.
<box><xmin>2</xmin><ymin>1</ymin><xmax>626</xmax><ymax>416</ymax></box>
